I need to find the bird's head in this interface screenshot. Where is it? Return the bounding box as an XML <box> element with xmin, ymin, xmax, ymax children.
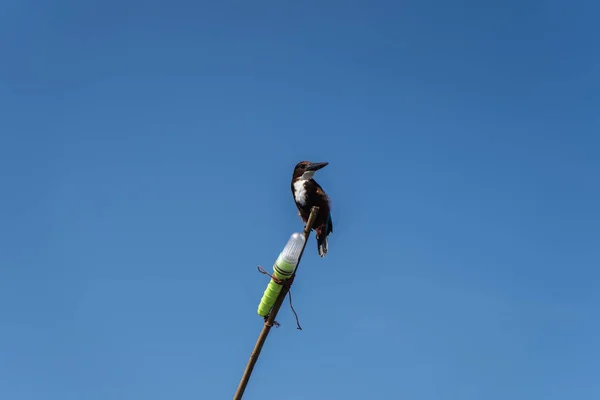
<box><xmin>293</xmin><ymin>160</ymin><xmax>329</xmax><ymax>180</ymax></box>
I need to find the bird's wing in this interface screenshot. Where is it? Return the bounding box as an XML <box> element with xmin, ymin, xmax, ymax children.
<box><xmin>314</xmin><ymin>185</ymin><xmax>333</xmax><ymax>234</ymax></box>
<box><xmin>314</xmin><ymin>182</ymin><xmax>328</xmax><ymax>198</ymax></box>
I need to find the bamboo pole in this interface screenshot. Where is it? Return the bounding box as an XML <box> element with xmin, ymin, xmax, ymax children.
<box><xmin>233</xmin><ymin>206</ymin><xmax>320</xmax><ymax>400</ymax></box>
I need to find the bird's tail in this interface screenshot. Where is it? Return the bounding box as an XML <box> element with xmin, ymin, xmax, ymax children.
<box><xmin>315</xmin><ymin>226</ymin><xmax>329</xmax><ymax>257</ymax></box>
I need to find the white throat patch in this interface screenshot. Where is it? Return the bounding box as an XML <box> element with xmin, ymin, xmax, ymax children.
<box><xmin>293</xmin><ymin>171</ymin><xmax>314</xmax><ymax>205</ymax></box>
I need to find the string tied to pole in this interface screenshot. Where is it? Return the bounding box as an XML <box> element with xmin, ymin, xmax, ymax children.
<box><xmin>257</xmin><ymin>265</ymin><xmax>302</xmax><ymax>330</ymax></box>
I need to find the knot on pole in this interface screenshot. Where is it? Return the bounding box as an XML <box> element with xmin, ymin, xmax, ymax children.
<box><xmin>257</xmin><ymin>265</ymin><xmax>302</xmax><ymax>330</ymax></box>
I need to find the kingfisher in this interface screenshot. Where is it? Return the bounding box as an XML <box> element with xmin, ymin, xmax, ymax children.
<box><xmin>291</xmin><ymin>160</ymin><xmax>333</xmax><ymax>257</ymax></box>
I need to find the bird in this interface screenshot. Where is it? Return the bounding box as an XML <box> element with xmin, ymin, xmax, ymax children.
<box><xmin>291</xmin><ymin>160</ymin><xmax>333</xmax><ymax>257</ymax></box>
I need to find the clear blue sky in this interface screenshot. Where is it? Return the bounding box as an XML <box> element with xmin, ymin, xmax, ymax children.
<box><xmin>1</xmin><ymin>1</ymin><xmax>598</xmax><ymax>399</ymax></box>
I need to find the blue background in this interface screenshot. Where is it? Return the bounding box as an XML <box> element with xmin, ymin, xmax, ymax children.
<box><xmin>1</xmin><ymin>1</ymin><xmax>598</xmax><ymax>399</ymax></box>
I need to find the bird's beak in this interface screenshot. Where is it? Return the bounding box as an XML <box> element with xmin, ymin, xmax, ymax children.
<box><xmin>306</xmin><ymin>162</ymin><xmax>329</xmax><ymax>171</ymax></box>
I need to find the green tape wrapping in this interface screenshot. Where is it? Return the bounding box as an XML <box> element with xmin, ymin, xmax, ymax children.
<box><xmin>257</xmin><ymin>278</ymin><xmax>284</xmax><ymax>317</ymax></box>
<box><xmin>256</xmin><ymin>257</ymin><xmax>296</xmax><ymax>317</ymax></box>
